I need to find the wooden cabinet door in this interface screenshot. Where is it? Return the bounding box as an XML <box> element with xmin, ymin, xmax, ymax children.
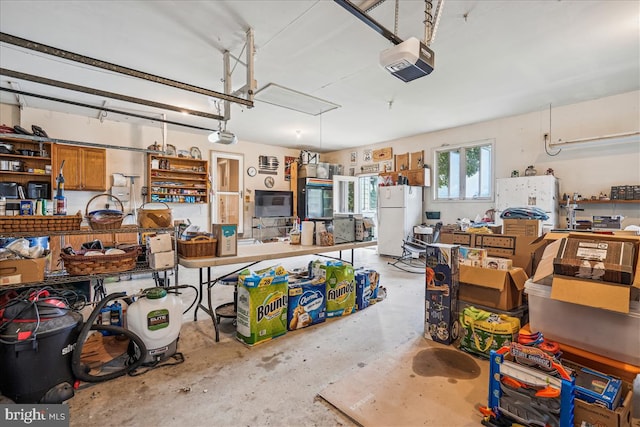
<box><xmin>406</xmin><ymin>169</ymin><xmax>424</xmax><ymax>186</ymax></box>
<box><xmin>82</xmin><ymin>148</ymin><xmax>106</xmax><ymax>191</ymax></box>
<box><xmin>53</xmin><ymin>144</ymin><xmax>82</xmax><ymax>190</ymax></box>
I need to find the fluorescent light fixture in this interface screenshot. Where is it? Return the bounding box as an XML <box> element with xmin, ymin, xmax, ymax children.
<box><xmin>254</xmin><ymin>83</ymin><xmax>340</xmax><ymax>116</ymax></box>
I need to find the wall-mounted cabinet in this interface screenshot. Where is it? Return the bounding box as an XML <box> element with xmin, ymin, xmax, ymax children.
<box><xmin>53</xmin><ymin>144</ymin><xmax>107</xmax><ymax>191</ymax></box>
<box><xmin>379</xmin><ymin>168</ymin><xmax>431</xmax><ymax>187</ymax></box>
<box><xmin>147</xmin><ymin>154</ymin><xmax>209</xmax><ymax>204</ymax></box>
<box><xmin>0</xmin><ymin>136</ymin><xmax>54</xmax><ymax>197</ymax></box>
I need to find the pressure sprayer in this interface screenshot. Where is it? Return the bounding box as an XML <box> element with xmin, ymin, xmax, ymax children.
<box><xmin>126</xmin><ymin>287</ymin><xmax>183</xmax><ymax>365</ymax></box>
<box><xmin>72</xmin><ymin>286</ymin><xmax>194</xmax><ymax>383</ymax></box>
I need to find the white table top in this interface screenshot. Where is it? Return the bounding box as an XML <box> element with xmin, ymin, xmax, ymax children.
<box><xmin>178</xmin><ymin>240</ymin><xmax>377</xmax><ymax>268</ymax></box>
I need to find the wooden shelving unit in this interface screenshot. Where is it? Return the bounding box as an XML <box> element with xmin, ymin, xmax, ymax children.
<box><xmin>147</xmin><ymin>154</ymin><xmax>209</xmax><ymax>204</ymax></box>
<box><xmin>0</xmin><ymin>136</ymin><xmax>54</xmax><ymax>196</ymax></box>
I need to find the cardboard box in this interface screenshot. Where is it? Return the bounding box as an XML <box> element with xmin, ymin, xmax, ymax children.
<box><xmin>0</xmin><ymin>257</ymin><xmax>46</xmax><ymax>284</ymax></box>
<box><xmin>458</xmin><ymin>247</ymin><xmax>487</xmax><ymax>267</ymax></box>
<box><xmin>440</xmin><ymin>232</ymin><xmax>544</xmax><ymax>276</ymax></box>
<box><xmin>459</xmin><ymin>265</ymin><xmax>528</xmax><ymax>310</ymax></box>
<box><xmin>212</xmin><ymin>224</ymin><xmax>237</xmax><ymax>257</ymax></box>
<box><xmin>146</xmin><ymin>233</ymin><xmax>173</xmax><ymax>253</ymax></box>
<box><xmin>149</xmin><ymin>250</ymin><xmax>175</xmax><ymax>270</ymax></box>
<box><xmin>534</xmin><ymin>232</ymin><xmax>640</xmax><ymax>314</ymax></box>
<box><xmin>563</xmin><ymin>359</ymin><xmax>633</xmax><ymax>427</ymax></box>
<box><xmin>553</xmin><ymin>237</ymin><xmax>635</xmax><ymax>285</ymax></box>
<box><xmin>482</xmin><ymin>257</ymin><xmax>513</xmax><ymax>270</ymax></box>
<box><xmin>573</xmin><ymin>365</ymin><xmax>623</xmax><ymax>410</ymax></box>
<box><xmin>425</xmin><ymin>243</ymin><xmax>460</xmax><ymax>345</ymax></box>
<box><xmin>0</xmin><ymin>274</ymin><xmax>21</xmax><ymax>286</ymax></box>
<box><xmin>502</xmin><ymin>219</ymin><xmax>541</xmax><ymax>237</ymax></box>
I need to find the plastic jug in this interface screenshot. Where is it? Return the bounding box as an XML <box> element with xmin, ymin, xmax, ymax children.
<box><xmin>127</xmin><ymin>288</ymin><xmax>183</xmax><ymax>363</ymax></box>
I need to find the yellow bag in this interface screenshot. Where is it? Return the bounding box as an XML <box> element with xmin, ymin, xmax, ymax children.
<box><xmin>459</xmin><ymin>306</ymin><xmax>520</xmax><ymax>357</ymax></box>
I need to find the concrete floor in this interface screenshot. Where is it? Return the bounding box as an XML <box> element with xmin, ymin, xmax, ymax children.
<box><xmin>68</xmin><ymin>246</ymin><xmax>489</xmax><ymax>426</ymax></box>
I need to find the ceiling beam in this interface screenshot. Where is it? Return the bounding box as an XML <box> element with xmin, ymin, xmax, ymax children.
<box><xmin>0</xmin><ymin>31</ymin><xmax>254</xmax><ymax>108</ymax></box>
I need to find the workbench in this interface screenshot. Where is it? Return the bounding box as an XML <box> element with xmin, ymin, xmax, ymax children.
<box><xmin>178</xmin><ymin>240</ymin><xmax>377</xmax><ymax>341</ymax></box>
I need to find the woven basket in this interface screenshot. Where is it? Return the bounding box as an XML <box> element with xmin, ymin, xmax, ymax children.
<box><xmin>177</xmin><ymin>235</ymin><xmax>217</xmax><ymax>259</ymax></box>
<box><xmin>85</xmin><ymin>194</ymin><xmax>125</xmax><ymax>230</ymax></box>
<box><xmin>138</xmin><ymin>202</ymin><xmax>172</xmax><ymax>228</ymax></box>
<box><xmin>0</xmin><ymin>213</ymin><xmax>82</xmax><ymax>233</ymax></box>
<box><xmin>61</xmin><ymin>246</ymin><xmax>140</xmax><ymax>276</ymax></box>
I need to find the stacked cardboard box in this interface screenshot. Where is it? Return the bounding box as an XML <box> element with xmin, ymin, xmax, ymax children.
<box><xmin>146</xmin><ymin>233</ymin><xmax>175</xmax><ymax>270</ymax></box>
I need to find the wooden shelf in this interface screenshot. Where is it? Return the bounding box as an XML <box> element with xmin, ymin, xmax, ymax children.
<box><xmin>0</xmin><ymin>135</ymin><xmax>54</xmax><ymax>191</ymax></box>
<box><xmin>0</xmin><ymin>171</ymin><xmax>50</xmax><ymax>176</ymax></box>
<box><xmin>561</xmin><ymin>199</ymin><xmax>640</xmax><ymax>206</ymax></box>
<box><xmin>147</xmin><ymin>153</ymin><xmax>209</xmax><ymax>204</ymax></box>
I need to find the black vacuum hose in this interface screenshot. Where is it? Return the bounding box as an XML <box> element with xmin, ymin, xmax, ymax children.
<box><xmin>72</xmin><ymin>292</ymin><xmax>147</xmax><ymax>383</ymax></box>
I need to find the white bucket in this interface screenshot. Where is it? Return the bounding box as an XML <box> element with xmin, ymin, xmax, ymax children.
<box><xmin>127</xmin><ymin>288</ymin><xmax>183</xmax><ymax>363</ymax></box>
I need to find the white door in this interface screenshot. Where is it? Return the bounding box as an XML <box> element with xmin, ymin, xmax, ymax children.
<box><xmin>333</xmin><ymin>175</ymin><xmax>359</xmax><ymax>214</ymax></box>
<box><xmin>211</xmin><ymin>152</ymin><xmax>244</xmax><ymax>234</ymax></box>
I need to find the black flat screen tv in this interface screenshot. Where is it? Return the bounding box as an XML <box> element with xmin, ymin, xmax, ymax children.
<box><xmin>255</xmin><ymin>190</ymin><xmax>293</xmax><ymax>218</ymax></box>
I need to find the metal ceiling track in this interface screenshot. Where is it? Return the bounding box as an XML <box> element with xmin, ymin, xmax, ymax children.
<box><xmin>0</xmin><ymin>32</ymin><xmax>254</xmax><ymax>108</ymax></box>
<box><xmin>0</xmin><ymin>68</ymin><xmax>224</xmax><ymax>121</ymax></box>
<box><xmin>334</xmin><ymin>0</ymin><xmax>404</xmax><ymax>45</ymax></box>
<box><xmin>0</xmin><ymin>86</ymin><xmax>217</xmax><ymax>133</ymax></box>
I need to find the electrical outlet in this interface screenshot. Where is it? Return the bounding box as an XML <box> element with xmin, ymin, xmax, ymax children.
<box><xmin>141</xmin><ymin>186</ymin><xmax>148</xmax><ymax>196</ymax></box>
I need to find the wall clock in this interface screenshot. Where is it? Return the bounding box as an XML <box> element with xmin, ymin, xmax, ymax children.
<box><xmin>247</xmin><ymin>166</ymin><xmax>257</xmax><ymax>177</ymax></box>
<box><xmin>264</xmin><ymin>176</ymin><xmax>275</xmax><ymax>188</ymax></box>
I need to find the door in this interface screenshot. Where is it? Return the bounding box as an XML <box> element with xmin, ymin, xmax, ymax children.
<box><xmin>211</xmin><ymin>152</ymin><xmax>244</xmax><ymax>234</ymax></box>
<box><xmin>358</xmin><ymin>174</ymin><xmax>379</xmax><ymax>237</ymax></box>
<box><xmin>306</xmin><ymin>187</ymin><xmax>325</xmax><ymax>219</ymax></box>
<box><xmin>333</xmin><ymin>175</ymin><xmax>358</xmax><ymax>214</ymax></box>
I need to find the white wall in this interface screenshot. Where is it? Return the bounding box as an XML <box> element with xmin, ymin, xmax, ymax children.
<box><xmin>2</xmin><ymin>90</ymin><xmax>639</xmax><ymax>232</ymax></box>
<box><xmin>324</xmin><ymin>90</ymin><xmax>640</xmax><ymax>229</ymax></box>
<box><xmin>1</xmin><ymin>106</ymin><xmax>299</xmax><ymax>235</ymax></box>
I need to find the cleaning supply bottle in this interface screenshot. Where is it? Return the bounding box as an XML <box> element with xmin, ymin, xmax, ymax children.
<box><xmin>54</xmin><ymin>160</ymin><xmax>67</xmax><ymax>216</ymax></box>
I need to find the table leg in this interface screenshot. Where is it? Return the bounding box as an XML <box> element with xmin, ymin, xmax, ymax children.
<box><xmin>194</xmin><ymin>268</ymin><xmax>204</xmax><ymax>321</ymax></box>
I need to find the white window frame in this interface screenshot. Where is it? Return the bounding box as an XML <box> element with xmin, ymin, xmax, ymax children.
<box><xmin>433</xmin><ymin>139</ymin><xmax>495</xmax><ymax>201</ymax></box>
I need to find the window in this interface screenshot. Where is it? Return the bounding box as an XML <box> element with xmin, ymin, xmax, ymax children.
<box><xmin>435</xmin><ymin>140</ymin><xmax>493</xmax><ymax>200</ymax></box>
<box><xmin>358</xmin><ymin>175</ymin><xmax>378</xmax><ymax>213</ymax></box>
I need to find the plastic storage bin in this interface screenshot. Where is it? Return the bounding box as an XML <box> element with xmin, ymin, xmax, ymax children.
<box><xmin>525</xmin><ymin>279</ymin><xmax>640</xmax><ymax>366</ymax></box>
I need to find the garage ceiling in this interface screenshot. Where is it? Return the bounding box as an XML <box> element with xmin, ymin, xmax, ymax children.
<box><xmin>0</xmin><ymin>0</ymin><xmax>638</xmax><ymax>152</ymax></box>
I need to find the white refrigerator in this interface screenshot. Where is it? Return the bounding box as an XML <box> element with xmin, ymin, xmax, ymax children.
<box><xmin>377</xmin><ymin>185</ymin><xmax>423</xmax><ymax>257</ymax></box>
<box><xmin>495</xmin><ymin>175</ymin><xmax>560</xmax><ymax>230</ymax></box>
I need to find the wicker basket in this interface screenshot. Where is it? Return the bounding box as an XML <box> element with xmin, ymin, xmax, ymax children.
<box><xmin>0</xmin><ymin>213</ymin><xmax>82</xmax><ymax>233</ymax></box>
<box><xmin>61</xmin><ymin>246</ymin><xmax>140</xmax><ymax>276</ymax></box>
<box><xmin>138</xmin><ymin>202</ymin><xmax>172</xmax><ymax>228</ymax></box>
<box><xmin>85</xmin><ymin>194</ymin><xmax>125</xmax><ymax>230</ymax></box>
<box><xmin>177</xmin><ymin>235</ymin><xmax>217</xmax><ymax>259</ymax></box>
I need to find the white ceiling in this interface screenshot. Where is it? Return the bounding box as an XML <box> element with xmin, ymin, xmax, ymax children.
<box><xmin>0</xmin><ymin>0</ymin><xmax>638</xmax><ymax>152</ymax></box>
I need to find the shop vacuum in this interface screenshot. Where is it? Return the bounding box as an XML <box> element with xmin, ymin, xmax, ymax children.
<box><xmin>0</xmin><ymin>290</ymin><xmax>83</xmax><ymax>403</ymax></box>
